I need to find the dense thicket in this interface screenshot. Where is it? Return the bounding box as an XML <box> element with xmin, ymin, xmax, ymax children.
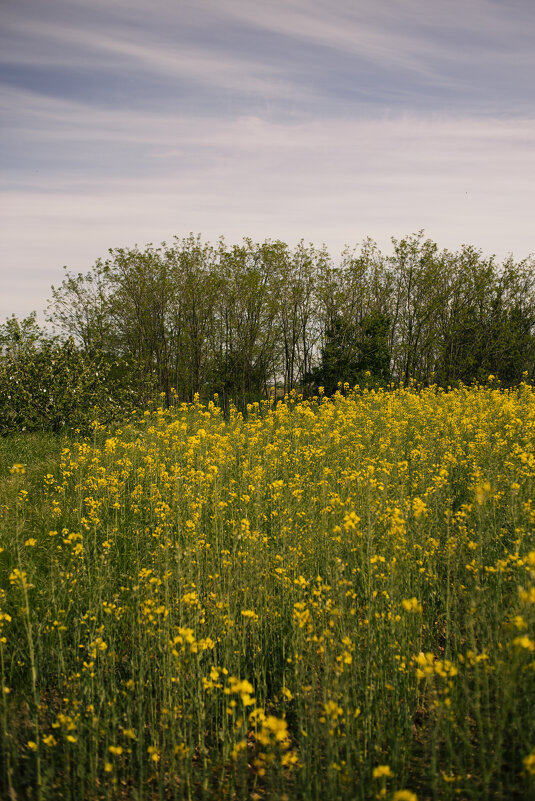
<box><xmin>0</xmin><ymin>314</ymin><xmax>152</xmax><ymax>434</ymax></box>
<box><xmin>1</xmin><ymin>232</ymin><xmax>534</xmax><ymax>430</ymax></box>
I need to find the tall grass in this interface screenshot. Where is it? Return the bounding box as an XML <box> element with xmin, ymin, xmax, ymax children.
<box><xmin>1</xmin><ymin>384</ymin><xmax>534</xmax><ymax>800</ymax></box>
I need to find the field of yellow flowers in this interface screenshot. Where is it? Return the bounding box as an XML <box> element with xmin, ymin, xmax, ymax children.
<box><xmin>1</xmin><ymin>384</ymin><xmax>534</xmax><ymax>800</ymax></box>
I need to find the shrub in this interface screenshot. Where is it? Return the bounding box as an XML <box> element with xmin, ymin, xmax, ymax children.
<box><xmin>0</xmin><ymin>315</ymin><xmax>153</xmax><ymax>434</ymax></box>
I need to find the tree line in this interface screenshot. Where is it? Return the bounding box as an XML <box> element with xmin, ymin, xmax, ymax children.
<box><xmin>1</xmin><ymin>231</ymin><xmax>534</xmax><ymax>431</ymax></box>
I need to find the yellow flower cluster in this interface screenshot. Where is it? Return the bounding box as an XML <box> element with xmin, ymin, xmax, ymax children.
<box><xmin>1</xmin><ymin>383</ymin><xmax>534</xmax><ymax>799</ymax></box>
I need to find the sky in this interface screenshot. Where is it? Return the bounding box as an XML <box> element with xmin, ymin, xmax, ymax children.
<box><xmin>1</xmin><ymin>0</ymin><xmax>534</xmax><ymax>322</ymax></box>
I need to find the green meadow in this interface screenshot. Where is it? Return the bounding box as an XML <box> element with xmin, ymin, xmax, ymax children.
<box><xmin>1</xmin><ymin>385</ymin><xmax>534</xmax><ymax>800</ymax></box>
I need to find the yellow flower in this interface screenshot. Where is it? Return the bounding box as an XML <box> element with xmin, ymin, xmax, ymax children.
<box><xmin>513</xmin><ymin>636</ymin><xmax>535</xmax><ymax>651</ymax></box>
<box><xmin>323</xmin><ymin>700</ymin><xmax>343</xmax><ymax>718</ymax></box>
<box><xmin>523</xmin><ymin>747</ymin><xmax>535</xmax><ymax>776</ymax></box>
<box><xmin>227</xmin><ymin>677</ymin><xmax>254</xmax><ymax>695</ymax></box>
<box><xmin>24</xmin><ymin>538</ymin><xmax>37</xmax><ymax>547</ymax></box>
<box><xmin>402</xmin><ymin>597</ymin><xmax>423</xmax><ymax>613</ymax></box>
<box><xmin>475</xmin><ymin>481</ymin><xmax>492</xmax><ymax>505</ymax></box>
<box><xmin>281</xmin><ymin>750</ymin><xmax>300</xmax><ymax>767</ymax></box>
<box><xmin>393</xmin><ymin>791</ymin><xmax>418</xmax><ymax>801</ymax></box>
<box><xmin>9</xmin><ymin>464</ymin><xmax>25</xmax><ymax>475</ymax></box>
<box><xmin>256</xmin><ymin>714</ymin><xmax>290</xmax><ymax>746</ymax></box>
<box><xmin>231</xmin><ymin>739</ymin><xmax>247</xmax><ymax>759</ymax></box>
<box><xmin>148</xmin><ymin>745</ymin><xmax>160</xmax><ymax>762</ymax></box>
<box><xmin>373</xmin><ymin>764</ymin><xmax>393</xmax><ymax>779</ymax></box>
<box><xmin>412</xmin><ymin>497</ymin><xmax>428</xmax><ymax>519</ymax></box>
<box><xmin>519</xmin><ymin>587</ymin><xmax>535</xmax><ymax>604</ymax></box>
<box><xmin>343</xmin><ymin>511</ymin><xmax>361</xmax><ymax>531</ymax></box>
<box><xmin>9</xmin><ymin>569</ymin><xmax>32</xmax><ymax>589</ymax></box>
<box><xmin>109</xmin><ymin>745</ymin><xmax>123</xmax><ymax>755</ymax></box>
<box><xmin>27</xmin><ymin>740</ymin><xmax>38</xmax><ymax>751</ymax></box>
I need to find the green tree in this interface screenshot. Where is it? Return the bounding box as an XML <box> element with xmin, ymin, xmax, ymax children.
<box><xmin>43</xmin><ymin>232</ymin><xmax>534</xmax><ymax>406</ymax></box>
<box><xmin>434</xmin><ymin>249</ymin><xmax>535</xmax><ymax>386</ymax></box>
<box><xmin>208</xmin><ymin>239</ymin><xmax>280</xmax><ymax>406</ymax></box>
<box><xmin>355</xmin><ymin>311</ymin><xmax>391</xmax><ymax>384</ymax></box>
<box><xmin>0</xmin><ymin>312</ymin><xmax>42</xmax><ymax>355</ymax></box>
<box><xmin>310</xmin><ymin>314</ymin><xmax>361</xmax><ymax>395</ymax></box>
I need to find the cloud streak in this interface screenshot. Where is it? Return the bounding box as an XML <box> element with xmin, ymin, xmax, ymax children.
<box><xmin>1</xmin><ymin>0</ymin><xmax>534</xmax><ymax>321</ymax></box>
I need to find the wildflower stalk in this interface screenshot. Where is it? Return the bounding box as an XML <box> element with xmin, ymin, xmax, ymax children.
<box><xmin>0</xmin><ymin>645</ymin><xmax>14</xmax><ymax>799</ymax></box>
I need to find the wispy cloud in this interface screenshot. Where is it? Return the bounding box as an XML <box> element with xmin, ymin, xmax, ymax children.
<box><xmin>1</xmin><ymin>0</ymin><xmax>534</xmax><ymax>321</ymax></box>
<box><xmin>1</xmin><ymin>18</ymin><xmax>298</xmax><ymax>104</ymax></box>
<box><xmin>3</xmin><ymin>0</ymin><xmax>533</xmax><ymax>115</ymax></box>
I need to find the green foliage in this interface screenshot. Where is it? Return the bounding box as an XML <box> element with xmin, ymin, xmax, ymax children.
<box><xmin>26</xmin><ymin>231</ymin><xmax>535</xmax><ymax>406</ymax></box>
<box><xmin>312</xmin><ymin>315</ymin><xmax>362</xmax><ymax>395</ymax></box>
<box><xmin>355</xmin><ymin>311</ymin><xmax>391</xmax><ymax>385</ymax></box>
<box><xmin>0</xmin><ymin>312</ymin><xmax>42</xmax><ymax>353</ymax></box>
<box><xmin>310</xmin><ymin>311</ymin><xmax>391</xmax><ymax>393</ymax></box>
<box><xmin>0</xmin><ymin>316</ymin><xmax>154</xmax><ymax>434</ymax></box>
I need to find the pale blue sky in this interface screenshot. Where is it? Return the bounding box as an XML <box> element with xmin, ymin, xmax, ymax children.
<box><xmin>1</xmin><ymin>0</ymin><xmax>534</xmax><ymax>320</ymax></box>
